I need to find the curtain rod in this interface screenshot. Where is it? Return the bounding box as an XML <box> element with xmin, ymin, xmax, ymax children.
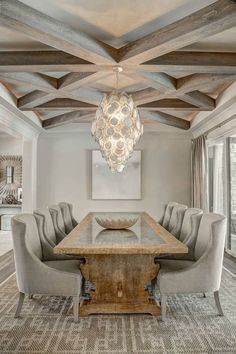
<box><xmin>193</xmin><ymin>114</ymin><xmax>236</xmax><ymax>140</ymax></box>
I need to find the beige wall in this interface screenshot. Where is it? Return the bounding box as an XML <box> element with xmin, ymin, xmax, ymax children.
<box><xmin>36</xmin><ymin>132</ymin><xmax>191</xmax><ymax>221</ymax></box>
<box><xmin>0</xmin><ymin>135</ymin><xmax>23</xmax><ymax>155</ymax></box>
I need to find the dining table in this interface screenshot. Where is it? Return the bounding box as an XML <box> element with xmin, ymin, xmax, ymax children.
<box><xmin>54</xmin><ymin>212</ymin><xmax>188</xmax><ymax>316</ymax></box>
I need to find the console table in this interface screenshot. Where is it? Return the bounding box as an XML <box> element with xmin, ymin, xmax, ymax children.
<box><xmin>0</xmin><ymin>205</ymin><xmax>22</xmax><ymax>230</ymax></box>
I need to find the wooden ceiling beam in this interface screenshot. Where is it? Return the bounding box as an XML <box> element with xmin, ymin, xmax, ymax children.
<box><xmin>132</xmin><ymin>70</ymin><xmax>233</xmax><ymax>106</ymax></box>
<box><xmin>0</xmin><ymin>0</ymin><xmax>117</xmax><ymax>65</ymax></box>
<box><xmin>140</xmin><ymin>51</ymin><xmax>236</xmax><ymax>74</ymax></box>
<box><xmin>1</xmin><ymin>50</ymin><xmax>236</xmax><ymax>74</ymax></box>
<box><xmin>0</xmin><ymin>51</ymin><xmax>111</xmax><ymax>72</ymax></box>
<box><xmin>58</xmin><ymin>72</ymin><xmax>111</xmax><ymax>91</ymax></box>
<box><xmin>140</xmin><ymin>110</ymin><xmax>190</xmax><ymax>130</ymax></box>
<box><xmin>18</xmin><ymin>87</ymin><xmax>103</xmax><ymax>110</ymax></box>
<box><xmin>0</xmin><ymin>72</ymin><xmax>57</xmax><ymax>92</ymax></box>
<box><xmin>18</xmin><ymin>91</ymin><xmax>57</xmax><ymax>109</ymax></box>
<box><xmin>21</xmin><ymin>98</ymin><xmax>97</xmax><ymax>112</ymax></box>
<box><xmin>127</xmin><ymin>72</ymin><xmax>215</xmax><ymax>109</ymax></box>
<box><xmin>118</xmin><ymin>0</ymin><xmax>236</xmax><ymax>64</ymax></box>
<box><xmin>178</xmin><ymin>91</ymin><xmax>215</xmax><ymax>110</ymax></box>
<box><xmin>177</xmin><ymin>73</ymin><xmax>236</xmax><ymax>92</ymax></box>
<box><xmin>139</xmin><ymin>99</ymin><xmax>207</xmax><ymax>112</ymax></box>
<box><xmin>42</xmin><ymin>111</ymin><xmax>95</xmax><ymax>129</ymax></box>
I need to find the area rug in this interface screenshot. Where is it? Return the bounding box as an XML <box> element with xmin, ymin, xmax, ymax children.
<box><xmin>0</xmin><ymin>250</ymin><xmax>15</xmax><ymax>284</ymax></box>
<box><xmin>0</xmin><ymin>269</ymin><xmax>236</xmax><ymax>354</ymax></box>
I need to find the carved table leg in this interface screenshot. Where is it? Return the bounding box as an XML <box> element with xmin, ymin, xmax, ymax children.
<box><xmin>79</xmin><ymin>254</ymin><xmax>160</xmax><ymax>316</ymax></box>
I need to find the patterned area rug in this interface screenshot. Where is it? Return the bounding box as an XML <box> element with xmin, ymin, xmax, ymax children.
<box><xmin>0</xmin><ymin>270</ymin><xmax>236</xmax><ymax>354</ymax></box>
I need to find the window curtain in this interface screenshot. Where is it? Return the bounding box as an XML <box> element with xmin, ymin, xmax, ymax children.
<box><xmin>191</xmin><ymin>135</ymin><xmax>209</xmax><ymax>211</ymax></box>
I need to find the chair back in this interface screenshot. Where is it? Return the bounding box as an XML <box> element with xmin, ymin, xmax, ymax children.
<box><xmin>49</xmin><ymin>204</ymin><xmax>66</xmax><ymax>234</ymax></box>
<box><xmin>11</xmin><ymin>214</ymin><xmax>42</xmax><ymax>293</ymax></box>
<box><xmin>194</xmin><ymin>213</ymin><xmax>226</xmax><ymax>261</ymax></box>
<box><xmin>34</xmin><ymin>208</ymin><xmax>57</xmax><ymax>246</ymax></box>
<box><xmin>179</xmin><ymin>208</ymin><xmax>203</xmax><ymax>243</ymax></box>
<box><xmin>59</xmin><ymin>202</ymin><xmax>76</xmax><ymax>234</ymax></box>
<box><xmin>162</xmin><ymin>202</ymin><xmax>178</xmax><ymax>229</ymax></box>
<box><xmin>168</xmin><ymin>204</ymin><xmax>188</xmax><ymax>238</ymax></box>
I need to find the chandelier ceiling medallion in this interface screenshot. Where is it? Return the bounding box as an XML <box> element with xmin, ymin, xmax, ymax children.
<box><xmin>91</xmin><ymin>65</ymin><xmax>143</xmax><ymax>172</ymax></box>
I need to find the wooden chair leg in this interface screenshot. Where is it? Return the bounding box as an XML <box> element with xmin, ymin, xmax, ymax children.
<box><xmin>73</xmin><ymin>296</ymin><xmax>80</xmax><ymax>323</ymax></box>
<box><xmin>214</xmin><ymin>291</ymin><xmax>224</xmax><ymax>316</ymax></box>
<box><xmin>15</xmin><ymin>292</ymin><xmax>25</xmax><ymax>318</ymax></box>
<box><xmin>161</xmin><ymin>294</ymin><xmax>167</xmax><ymax>321</ymax></box>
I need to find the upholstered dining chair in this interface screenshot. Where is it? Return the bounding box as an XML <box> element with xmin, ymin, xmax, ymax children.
<box><xmin>173</xmin><ymin>208</ymin><xmax>203</xmax><ymax>260</ymax></box>
<box><xmin>11</xmin><ymin>214</ymin><xmax>83</xmax><ymax>322</ymax></box>
<box><xmin>59</xmin><ymin>202</ymin><xmax>78</xmax><ymax>234</ymax></box>
<box><xmin>158</xmin><ymin>208</ymin><xmax>203</xmax><ymax>261</ymax></box>
<box><xmin>157</xmin><ymin>213</ymin><xmax>227</xmax><ymax>321</ymax></box>
<box><xmin>159</xmin><ymin>202</ymin><xmax>178</xmax><ymax>229</ymax></box>
<box><xmin>168</xmin><ymin>204</ymin><xmax>188</xmax><ymax>237</ymax></box>
<box><xmin>33</xmin><ymin>208</ymin><xmax>83</xmax><ymax>262</ymax></box>
<box><xmin>49</xmin><ymin>204</ymin><xmax>66</xmax><ymax>242</ymax></box>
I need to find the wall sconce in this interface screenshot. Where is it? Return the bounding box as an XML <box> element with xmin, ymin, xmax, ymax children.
<box><xmin>6</xmin><ymin>166</ymin><xmax>14</xmax><ymax>184</ymax></box>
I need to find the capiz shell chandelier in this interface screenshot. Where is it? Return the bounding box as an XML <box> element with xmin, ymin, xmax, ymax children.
<box><xmin>91</xmin><ymin>66</ymin><xmax>143</xmax><ymax>172</ymax></box>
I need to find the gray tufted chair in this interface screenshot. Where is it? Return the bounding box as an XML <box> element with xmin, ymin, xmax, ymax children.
<box><xmin>159</xmin><ymin>202</ymin><xmax>178</xmax><ymax>229</ymax></box>
<box><xmin>33</xmin><ymin>209</ymin><xmax>83</xmax><ymax>262</ymax></box>
<box><xmin>11</xmin><ymin>214</ymin><xmax>83</xmax><ymax>322</ymax></box>
<box><xmin>59</xmin><ymin>202</ymin><xmax>78</xmax><ymax>234</ymax></box>
<box><xmin>49</xmin><ymin>204</ymin><xmax>66</xmax><ymax>242</ymax></box>
<box><xmin>168</xmin><ymin>204</ymin><xmax>188</xmax><ymax>238</ymax></box>
<box><xmin>157</xmin><ymin>208</ymin><xmax>203</xmax><ymax>261</ymax></box>
<box><xmin>157</xmin><ymin>213</ymin><xmax>227</xmax><ymax>321</ymax></box>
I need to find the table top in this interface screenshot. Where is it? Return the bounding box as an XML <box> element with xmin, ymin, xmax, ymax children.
<box><xmin>54</xmin><ymin>212</ymin><xmax>188</xmax><ymax>255</ymax></box>
<box><xmin>54</xmin><ymin>213</ymin><xmax>188</xmax><ymax>255</ymax></box>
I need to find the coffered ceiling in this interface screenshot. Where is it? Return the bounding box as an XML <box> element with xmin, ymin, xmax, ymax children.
<box><xmin>0</xmin><ymin>0</ymin><xmax>236</xmax><ymax>131</ymax></box>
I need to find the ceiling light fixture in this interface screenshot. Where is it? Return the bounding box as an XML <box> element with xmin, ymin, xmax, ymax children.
<box><xmin>91</xmin><ymin>65</ymin><xmax>143</xmax><ymax>172</ymax></box>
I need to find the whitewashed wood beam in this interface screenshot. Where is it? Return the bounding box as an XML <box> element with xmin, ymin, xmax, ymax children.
<box><xmin>0</xmin><ymin>51</ymin><xmax>112</xmax><ymax>72</ymax></box>
<box><xmin>127</xmin><ymin>72</ymin><xmax>215</xmax><ymax>109</ymax></box>
<box><xmin>132</xmin><ymin>70</ymin><xmax>232</xmax><ymax>107</ymax></box>
<box><xmin>139</xmin><ymin>99</ymin><xmax>206</xmax><ymax>112</ymax></box>
<box><xmin>18</xmin><ymin>87</ymin><xmax>103</xmax><ymax>109</ymax></box>
<box><xmin>42</xmin><ymin>111</ymin><xmax>95</xmax><ymax>129</ymax></box>
<box><xmin>58</xmin><ymin>72</ymin><xmax>111</xmax><ymax>91</ymax></box>
<box><xmin>21</xmin><ymin>98</ymin><xmax>97</xmax><ymax>112</ymax></box>
<box><xmin>140</xmin><ymin>110</ymin><xmax>190</xmax><ymax>130</ymax></box>
<box><xmin>140</xmin><ymin>51</ymin><xmax>236</xmax><ymax>74</ymax></box>
<box><xmin>0</xmin><ymin>72</ymin><xmax>57</xmax><ymax>92</ymax></box>
<box><xmin>118</xmin><ymin>0</ymin><xmax>236</xmax><ymax>64</ymax></box>
<box><xmin>1</xmin><ymin>50</ymin><xmax>236</xmax><ymax>74</ymax></box>
<box><xmin>0</xmin><ymin>0</ymin><xmax>117</xmax><ymax>65</ymax></box>
<box><xmin>178</xmin><ymin>91</ymin><xmax>215</xmax><ymax>109</ymax></box>
<box><xmin>177</xmin><ymin>73</ymin><xmax>236</xmax><ymax>92</ymax></box>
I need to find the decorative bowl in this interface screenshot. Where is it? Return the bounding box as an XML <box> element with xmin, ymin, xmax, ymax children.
<box><xmin>95</xmin><ymin>216</ymin><xmax>138</xmax><ymax>230</ymax></box>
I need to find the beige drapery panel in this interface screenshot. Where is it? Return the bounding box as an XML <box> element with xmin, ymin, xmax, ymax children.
<box><xmin>191</xmin><ymin>135</ymin><xmax>209</xmax><ymax>212</ymax></box>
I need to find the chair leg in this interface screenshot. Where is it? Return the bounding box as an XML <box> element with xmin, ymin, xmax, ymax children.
<box><xmin>203</xmin><ymin>293</ymin><xmax>206</xmax><ymax>298</ymax></box>
<box><xmin>214</xmin><ymin>291</ymin><xmax>224</xmax><ymax>316</ymax></box>
<box><xmin>15</xmin><ymin>292</ymin><xmax>25</xmax><ymax>318</ymax></box>
<box><xmin>73</xmin><ymin>296</ymin><xmax>80</xmax><ymax>323</ymax></box>
<box><xmin>29</xmin><ymin>294</ymin><xmax>33</xmax><ymax>299</ymax></box>
<box><xmin>161</xmin><ymin>294</ymin><xmax>167</xmax><ymax>321</ymax></box>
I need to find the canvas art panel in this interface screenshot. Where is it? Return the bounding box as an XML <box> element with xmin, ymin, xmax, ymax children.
<box><xmin>92</xmin><ymin>150</ymin><xmax>141</xmax><ymax>200</ymax></box>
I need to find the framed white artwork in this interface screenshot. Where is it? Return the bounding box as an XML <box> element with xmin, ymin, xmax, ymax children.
<box><xmin>92</xmin><ymin>150</ymin><xmax>141</xmax><ymax>200</ymax></box>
